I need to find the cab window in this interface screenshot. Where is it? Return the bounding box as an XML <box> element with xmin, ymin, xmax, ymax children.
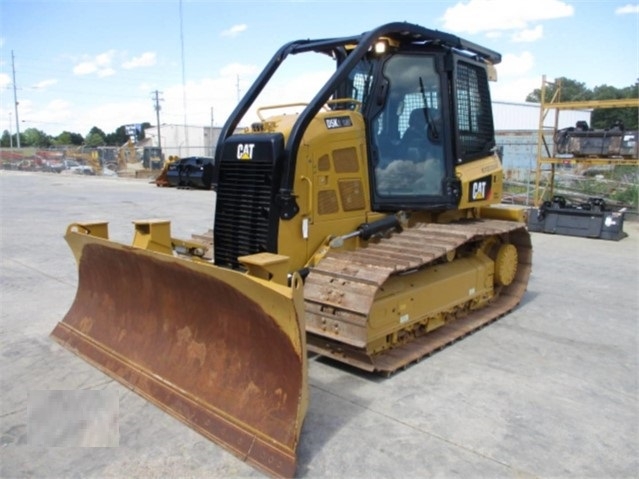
<box><xmin>371</xmin><ymin>54</ymin><xmax>445</xmax><ymax>197</ymax></box>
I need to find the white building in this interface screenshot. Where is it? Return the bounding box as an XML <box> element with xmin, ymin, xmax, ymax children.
<box><xmin>492</xmin><ymin>100</ymin><xmax>591</xmax><ymax>132</ymax></box>
<box><xmin>143</xmin><ymin>124</ymin><xmax>224</xmax><ymax>159</ymax></box>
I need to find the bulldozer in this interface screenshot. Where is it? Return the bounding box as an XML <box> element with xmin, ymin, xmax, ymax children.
<box><xmin>51</xmin><ymin>22</ymin><xmax>532</xmax><ymax>478</ymax></box>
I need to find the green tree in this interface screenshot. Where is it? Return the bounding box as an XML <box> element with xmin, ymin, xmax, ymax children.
<box><xmin>87</xmin><ymin>126</ymin><xmax>106</xmax><ymax>139</ymax></box>
<box><xmin>105</xmin><ymin>126</ymin><xmax>129</xmax><ymax>146</ymax></box>
<box><xmin>105</xmin><ymin>122</ymin><xmax>152</xmax><ymax>145</ymax></box>
<box><xmin>526</xmin><ymin>78</ymin><xmax>638</xmax><ymax>130</ymax></box>
<box><xmin>21</xmin><ymin>127</ymin><xmax>52</xmax><ymax>147</ymax></box>
<box><xmin>1</xmin><ymin>130</ymin><xmax>11</xmax><ymax>147</ymax></box>
<box><xmin>85</xmin><ymin>126</ymin><xmax>106</xmax><ymax>147</ymax></box>
<box><xmin>590</xmin><ymin>84</ymin><xmax>638</xmax><ymax>129</ymax></box>
<box><xmin>54</xmin><ymin>131</ymin><xmax>84</xmax><ymax>146</ymax></box>
<box><xmin>526</xmin><ymin>77</ymin><xmax>593</xmax><ymax>103</ymax></box>
<box><xmin>85</xmin><ymin>132</ymin><xmax>106</xmax><ymax>147</ymax></box>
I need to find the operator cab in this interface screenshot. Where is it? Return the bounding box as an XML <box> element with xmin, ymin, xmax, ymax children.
<box><xmin>213</xmin><ymin>22</ymin><xmax>501</xmax><ymax>244</ymax></box>
<box><xmin>335</xmin><ymin>41</ymin><xmax>496</xmax><ymax>212</ymax></box>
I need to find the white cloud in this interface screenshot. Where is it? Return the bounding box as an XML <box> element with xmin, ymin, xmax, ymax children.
<box><xmin>76</xmin><ymin>100</ymin><xmax>151</xmax><ymax>134</ymax></box>
<box><xmin>97</xmin><ymin>68</ymin><xmax>116</xmax><ymax>78</ymax></box>
<box><xmin>33</xmin><ymin>79</ymin><xmax>58</xmax><ymax>90</ymax></box>
<box><xmin>0</xmin><ymin>72</ymin><xmax>11</xmax><ymax>88</ymax></box>
<box><xmin>122</xmin><ymin>52</ymin><xmax>157</xmax><ymax>69</ymax></box>
<box><xmin>491</xmin><ymin>76</ymin><xmax>541</xmax><ymax>102</ymax></box>
<box><xmin>35</xmin><ymin>100</ymin><xmax>73</xmax><ymax>128</ymax></box>
<box><xmin>161</xmin><ymin>75</ymin><xmax>250</xmax><ymax>127</ymax></box>
<box><xmin>616</xmin><ymin>4</ymin><xmax>639</xmax><ymax>14</ymax></box>
<box><xmin>491</xmin><ymin>51</ymin><xmax>538</xmax><ymax>102</ymax></box>
<box><xmin>13</xmin><ymin>98</ymin><xmax>74</xmax><ymax>132</ymax></box>
<box><xmin>512</xmin><ymin>25</ymin><xmax>543</xmax><ymax>43</ymax></box>
<box><xmin>73</xmin><ymin>50</ymin><xmax>117</xmax><ymax>77</ymax></box>
<box><xmin>441</xmin><ymin>0</ymin><xmax>573</xmax><ymax>34</ymax></box>
<box><xmin>497</xmin><ymin>51</ymin><xmax>535</xmax><ymax>77</ymax></box>
<box><xmin>219</xmin><ymin>62</ymin><xmax>259</xmax><ymax>78</ymax></box>
<box><xmin>16</xmin><ymin>99</ymin><xmax>34</xmax><ymax>117</ymax></box>
<box><xmin>47</xmin><ymin>99</ymin><xmax>71</xmax><ymax>110</ymax></box>
<box><xmin>95</xmin><ymin>50</ymin><xmax>115</xmax><ymax>66</ymax></box>
<box><xmin>485</xmin><ymin>31</ymin><xmax>504</xmax><ymax>39</ymax></box>
<box><xmin>73</xmin><ymin>62</ymin><xmax>98</xmax><ymax>75</ymax></box>
<box><xmin>221</xmin><ymin>24</ymin><xmax>247</xmax><ymax>37</ymax></box>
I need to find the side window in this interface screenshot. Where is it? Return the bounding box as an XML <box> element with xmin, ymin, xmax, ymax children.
<box><xmin>455</xmin><ymin>61</ymin><xmax>495</xmax><ymax>160</ymax></box>
<box><xmin>350</xmin><ymin>71</ymin><xmax>372</xmax><ymax>104</ymax></box>
<box><xmin>339</xmin><ymin>57</ymin><xmax>376</xmax><ymax>107</ymax></box>
<box><xmin>372</xmin><ymin>54</ymin><xmax>444</xmax><ymax>197</ymax></box>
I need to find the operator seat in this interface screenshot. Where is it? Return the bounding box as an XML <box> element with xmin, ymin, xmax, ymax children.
<box><xmin>401</xmin><ymin>108</ymin><xmax>440</xmax><ymax>161</ymax></box>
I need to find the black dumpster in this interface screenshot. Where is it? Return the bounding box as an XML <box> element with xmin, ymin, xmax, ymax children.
<box><xmin>165</xmin><ymin>157</ymin><xmax>215</xmax><ymax>189</ymax></box>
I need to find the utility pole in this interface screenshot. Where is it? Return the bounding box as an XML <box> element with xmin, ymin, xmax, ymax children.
<box><xmin>152</xmin><ymin>90</ymin><xmax>163</xmax><ymax>150</ymax></box>
<box><xmin>11</xmin><ymin>50</ymin><xmax>20</xmax><ymax>148</ymax></box>
<box><xmin>179</xmin><ymin>0</ymin><xmax>189</xmax><ymax>153</ymax></box>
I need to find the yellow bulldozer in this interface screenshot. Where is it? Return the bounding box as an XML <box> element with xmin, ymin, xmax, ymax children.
<box><xmin>51</xmin><ymin>23</ymin><xmax>532</xmax><ymax>478</ymax></box>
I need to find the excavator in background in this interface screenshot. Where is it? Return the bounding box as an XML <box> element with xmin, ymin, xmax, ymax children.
<box><xmin>114</xmin><ymin>141</ymin><xmax>165</xmax><ymax>178</ymax></box>
<box><xmin>114</xmin><ymin>140</ymin><xmax>146</xmax><ymax>175</ymax></box>
<box><xmin>35</xmin><ymin>143</ymin><xmax>159</xmax><ymax>177</ymax></box>
<box><xmin>65</xmin><ymin>147</ymin><xmax>101</xmax><ymax>174</ymax></box>
<box><xmin>51</xmin><ymin>23</ymin><xmax>532</xmax><ymax>478</ymax></box>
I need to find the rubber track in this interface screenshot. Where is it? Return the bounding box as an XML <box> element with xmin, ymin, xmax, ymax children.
<box><xmin>304</xmin><ymin>219</ymin><xmax>533</xmax><ymax>374</ymax></box>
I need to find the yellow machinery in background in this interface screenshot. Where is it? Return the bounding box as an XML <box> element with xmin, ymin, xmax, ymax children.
<box><xmin>65</xmin><ymin>147</ymin><xmax>101</xmax><ymax>174</ymax></box>
<box><xmin>153</xmin><ymin>155</ymin><xmax>180</xmax><ymax>186</ymax></box>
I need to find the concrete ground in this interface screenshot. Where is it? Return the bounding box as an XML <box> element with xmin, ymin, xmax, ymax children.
<box><xmin>1</xmin><ymin>170</ymin><xmax>637</xmax><ymax>478</ymax></box>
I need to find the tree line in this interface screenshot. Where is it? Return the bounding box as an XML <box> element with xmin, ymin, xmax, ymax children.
<box><xmin>0</xmin><ymin>122</ymin><xmax>152</xmax><ymax>148</ymax></box>
<box><xmin>1</xmin><ymin>77</ymin><xmax>636</xmax><ymax>149</ymax></box>
<box><xmin>525</xmin><ymin>77</ymin><xmax>638</xmax><ymax>129</ymax></box>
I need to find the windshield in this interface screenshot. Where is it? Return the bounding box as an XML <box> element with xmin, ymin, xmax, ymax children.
<box><xmin>371</xmin><ymin>54</ymin><xmax>445</xmax><ymax>197</ymax></box>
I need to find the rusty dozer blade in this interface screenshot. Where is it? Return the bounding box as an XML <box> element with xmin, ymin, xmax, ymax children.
<box><xmin>51</xmin><ymin>223</ymin><xmax>307</xmax><ymax>478</ymax></box>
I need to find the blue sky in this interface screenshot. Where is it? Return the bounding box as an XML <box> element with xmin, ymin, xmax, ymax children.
<box><xmin>1</xmin><ymin>0</ymin><xmax>638</xmax><ymax>137</ymax></box>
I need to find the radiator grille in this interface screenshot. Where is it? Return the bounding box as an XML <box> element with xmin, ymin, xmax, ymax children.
<box><xmin>214</xmin><ymin>159</ymin><xmax>275</xmax><ymax>269</ymax></box>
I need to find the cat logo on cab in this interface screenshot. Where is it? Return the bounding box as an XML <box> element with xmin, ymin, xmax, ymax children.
<box><xmin>237</xmin><ymin>144</ymin><xmax>255</xmax><ymax>160</ymax></box>
<box><xmin>469</xmin><ymin>175</ymin><xmax>492</xmax><ymax>202</ymax></box>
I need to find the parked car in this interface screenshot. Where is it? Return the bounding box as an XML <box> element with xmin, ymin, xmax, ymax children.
<box><xmin>43</xmin><ymin>160</ymin><xmax>65</xmax><ymax>173</ymax></box>
<box><xmin>62</xmin><ymin>159</ymin><xmax>94</xmax><ymax>175</ymax></box>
